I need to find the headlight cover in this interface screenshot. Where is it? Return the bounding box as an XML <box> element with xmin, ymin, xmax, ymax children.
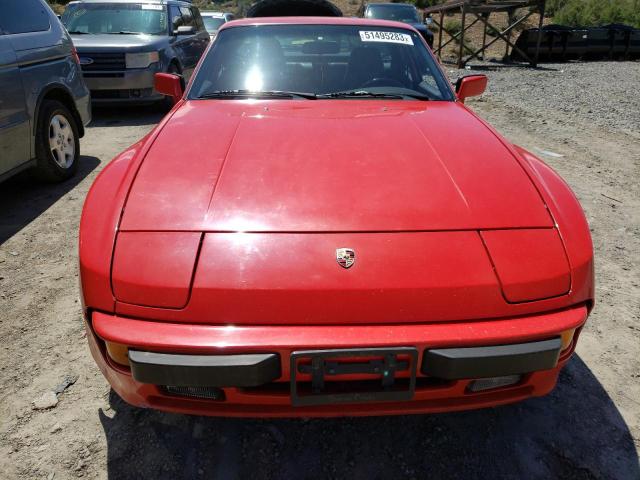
<box><xmin>125</xmin><ymin>51</ymin><xmax>160</xmax><ymax>69</ymax></box>
<box><xmin>112</xmin><ymin>232</ymin><xmax>201</xmax><ymax>308</ymax></box>
<box><xmin>481</xmin><ymin>228</ymin><xmax>570</xmax><ymax>303</ymax></box>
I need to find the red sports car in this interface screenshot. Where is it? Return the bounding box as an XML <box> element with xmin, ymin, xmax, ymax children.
<box><xmin>79</xmin><ymin>17</ymin><xmax>594</xmax><ymax>417</ymax></box>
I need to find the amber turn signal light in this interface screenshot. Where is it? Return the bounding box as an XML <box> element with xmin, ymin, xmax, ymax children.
<box><xmin>560</xmin><ymin>329</ymin><xmax>576</xmax><ymax>352</ymax></box>
<box><xmin>105</xmin><ymin>341</ymin><xmax>130</xmax><ymax>366</ymax></box>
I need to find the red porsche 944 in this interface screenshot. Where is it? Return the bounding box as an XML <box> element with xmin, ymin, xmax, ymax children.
<box><xmin>79</xmin><ymin>17</ymin><xmax>594</xmax><ymax>417</ymax></box>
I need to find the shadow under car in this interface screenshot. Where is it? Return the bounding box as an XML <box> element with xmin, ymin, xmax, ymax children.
<box><xmin>99</xmin><ymin>355</ymin><xmax>639</xmax><ymax>480</ymax></box>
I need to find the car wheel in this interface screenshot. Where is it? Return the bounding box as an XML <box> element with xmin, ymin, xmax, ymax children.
<box><xmin>33</xmin><ymin>100</ymin><xmax>80</xmax><ymax>182</ymax></box>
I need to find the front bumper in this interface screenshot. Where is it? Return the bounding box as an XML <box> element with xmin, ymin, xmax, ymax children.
<box><xmin>82</xmin><ymin>66</ymin><xmax>163</xmax><ymax>104</ymax></box>
<box><xmin>86</xmin><ymin>304</ymin><xmax>587</xmax><ymax>417</ymax></box>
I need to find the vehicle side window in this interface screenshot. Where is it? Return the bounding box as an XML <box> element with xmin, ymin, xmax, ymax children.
<box><xmin>170</xmin><ymin>5</ymin><xmax>183</xmax><ymax>31</ymax></box>
<box><xmin>179</xmin><ymin>7</ymin><xmax>195</xmax><ymax>28</ymax></box>
<box><xmin>0</xmin><ymin>0</ymin><xmax>50</xmax><ymax>35</ymax></box>
<box><xmin>191</xmin><ymin>8</ymin><xmax>205</xmax><ymax>32</ymax></box>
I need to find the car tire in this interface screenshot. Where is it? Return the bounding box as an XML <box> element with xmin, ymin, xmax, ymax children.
<box><xmin>33</xmin><ymin>100</ymin><xmax>80</xmax><ymax>182</ymax></box>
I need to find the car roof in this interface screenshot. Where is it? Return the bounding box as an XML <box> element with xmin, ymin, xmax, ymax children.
<box><xmin>223</xmin><ymin>16</ymin><xmax>418</xmax><ymax>30</ymax></box>
<box><xmin>200</xmin><ymin>11</ymin><xmax>226</xmax><ymax>17</ymax></box>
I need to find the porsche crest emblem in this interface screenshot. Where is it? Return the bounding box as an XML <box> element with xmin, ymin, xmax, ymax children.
<box><xmin>336</xmin><ymin>248</ymin><xmax>355</xmax><ymax>269</ymax></box>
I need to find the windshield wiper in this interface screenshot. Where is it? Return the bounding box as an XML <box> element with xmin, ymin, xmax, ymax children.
<box><xmin>197</xmin><ymin>90</ymin><xmax>318</xmax><ymax>100</ymax></box>
<box><xmin>320</xmin><ymin>91</ymin><xmax>402</xmax><ymax>99</ymax></box>
<box><xmin>108</xmin><ymin>31</ymin><xmax>143</xmax><ymax>35</ymax></box>
<box><xmin>67</xmin><ymin>30</ymin><xmax>90</xmax><ymax>34</ymax></box>
<box><xmin>319</xmin><ymin>91</ymin><xmax>430</xmax><ymax>101</ymax></box>
<box><xmin>397</xmin><ymin>92</ymin><xmax>432</xmax><ymax>101</ymax></box>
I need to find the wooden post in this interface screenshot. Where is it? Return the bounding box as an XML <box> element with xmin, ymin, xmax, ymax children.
<box><xmin>438</xmin><ymin>11</ymin><xmax>444</xmax><ymax>56</ymax></box>
<box><xmin>458</xmin><ymin>5</ymin><xmax>466</xmax><ymax>68</ymax></box>
<box><xmin>534</xmin><ymin>0</ymin><xmax>546</xmax><ymax>66</ymax></box>
<box><xmin>481</xmin><ymin>13</ymin><xmax>488</xmax><ymax>60</ymax></box>
<box><xmin>505</xmin><ymin>8</ymin><xmax>514</xmax><ymax>61</ymax></box>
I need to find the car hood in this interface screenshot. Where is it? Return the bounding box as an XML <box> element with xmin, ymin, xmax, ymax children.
<box><xmin>71</xmin><ymin>34</ymin><xmax>166</xmax><ymax>51</ymax></box>
<box><xmin>120</xmin><ymin>100</ymin><xmax>552</xmax><ymax>232</ymax></box>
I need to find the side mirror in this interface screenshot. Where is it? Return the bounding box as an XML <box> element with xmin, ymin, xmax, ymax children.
<box><xmin>155</xmin><ymin>73</ymin><xmax>184</xmax><ymax>104</ymax></box>
<box><xmin>174</xmin><ymin>25</ymin><xmax>196</xmax><ymax>36</ymax></box>
<box><xmin>455</xmin><ymin>75</ymin><xmax>488</xmax><ymax>103</ymax></box>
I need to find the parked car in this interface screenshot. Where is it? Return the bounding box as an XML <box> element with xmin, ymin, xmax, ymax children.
<box><xmin>61</xmin><ymin>0</ymin><xmax>209</xmax><ymax>104</ymax></box>
<box><xmin>80</xmin><ymin>17</ymin><xmax>594</xmax><ymax>417</ymax></box>
<box><xmin>361</xmin><ymin>3</ymin><xmax>434</xmax><ymax>47</ymax></box>
<box><xmin>200</xmin><ymin>11</ymin><xmax>235</xmax><ymax>39</ymax></box>
<box><xmin>0</xmin><ymin>0</ymin><xmax>91</xmax><ymax>183</ymax></box>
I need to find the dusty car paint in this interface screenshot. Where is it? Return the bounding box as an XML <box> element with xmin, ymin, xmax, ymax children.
<box><xmin>79</xmin><ymin>17</ymin><xmax>594</xmax><ymax>417</ymax></box>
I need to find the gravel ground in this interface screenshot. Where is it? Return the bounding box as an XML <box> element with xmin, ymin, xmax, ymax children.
<box><xmin>1</xmin><ymin>61</ymin><xmax>639</xmax><ymax>479</ymax></box>
<box><xmin>457</xmin><ymin>61</ymin><xmax>640</xmax><ymax>138</ymax></box>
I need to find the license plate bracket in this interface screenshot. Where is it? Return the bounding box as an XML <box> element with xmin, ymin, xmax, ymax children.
<box><xmin>290</xmin><ymin>347</ymin><xmax>418</xmax><ymax>406</ymax></box>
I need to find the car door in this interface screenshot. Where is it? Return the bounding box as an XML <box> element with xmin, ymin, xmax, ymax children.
<box><xmin>0</xmin><ymin>32</ymin><xmax>30</xmax><ymax>177</ymax></box>
<box><xmin>189</xmin><ymin>7</ymin><xmax>210</xmax><ymax>63</ymax></box>
<box><xmin>169</xmin><ymin>5</ymin><xmax>190</xmax><ymax>72</ymax></box>
<box><xmin>178</xmin><ymin>6</ymin><xmax>198</xmax><ymax>75</ymax></box>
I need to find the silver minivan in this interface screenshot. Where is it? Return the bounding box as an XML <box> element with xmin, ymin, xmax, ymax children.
<box><xmin>0</xmin><ymin>0</ymin><xmax>91</xmax><ymax>183</ymax></box>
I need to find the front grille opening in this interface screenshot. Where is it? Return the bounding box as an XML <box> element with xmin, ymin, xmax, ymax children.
<box><xmin>240</xmin><ymin>377</ymin><xmax>453</xmax><ymax>396</ymax></box>
<box><xmin>297</xmin><ymin>378</ymin><xmax>412</xmax><ymax>396</ymax></box>
<box><xmin>162</xmin><ymin>386</ymin><xmax>226</xmax><ymax>401</ymax></box>
<box><xmin>466</xmin><ymin>374</ymin><xmax>525</xmax><ymax>394</ymax></box>
<box><xmin>91</xmin><ymin>88</ymin><xmax>154</xmax><ymax>99</ymax></box>
<box><xmin>80</xmin><ymin>52</ymin><xmax>126</xmax><ymax>71</ymax></box>
<box><xmin>83</xmin><ymin>72</ymin><xmax>125</xmax><ymax>78</ymax></box>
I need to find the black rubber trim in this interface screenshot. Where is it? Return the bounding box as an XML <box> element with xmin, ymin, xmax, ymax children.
<box><xmin>129</xmin><ymin>351</ymin><xmax>281</xmax><ymax>387</ymax></box>
<box><xmin>422</xmin><ymin>338</ymin><xmax>562</xmax><ymax>380</ymax></box>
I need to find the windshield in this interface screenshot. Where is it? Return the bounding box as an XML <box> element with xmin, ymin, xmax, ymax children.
<box><xmin>203</xmin><ymin>17</ymin><xmax>225</xmax><ymax>32</ymax></box>
<box><xmin>62</xmin><ymin>3</ymin><xmax>167</xmax><ymax>35</ymax></box>
<box><xmin>189</xmin><ymin>24</ymin><xmax>453</xmax><ymax>100</ymax></box>
<box><xmin>366</xmin><ymin>5</ymin><xmax>420</xmax><ymax>24</ymax></box>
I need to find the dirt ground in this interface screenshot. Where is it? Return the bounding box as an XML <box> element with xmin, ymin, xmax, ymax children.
<box><xmin>1</xmin><ymin>61</ymin><xmax>639</xmax><ymax>479</ymax></box>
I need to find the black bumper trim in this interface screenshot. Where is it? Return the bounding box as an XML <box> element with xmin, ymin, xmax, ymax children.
<box><xmin>129</xmin><ymin>351</ymin><xmax>281</xmax><ymax>387</ymax></box>
<box><xmin>421</xmin><ymin>338</ymin><xmax>562</xmax><ymax>380</ymax></box>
